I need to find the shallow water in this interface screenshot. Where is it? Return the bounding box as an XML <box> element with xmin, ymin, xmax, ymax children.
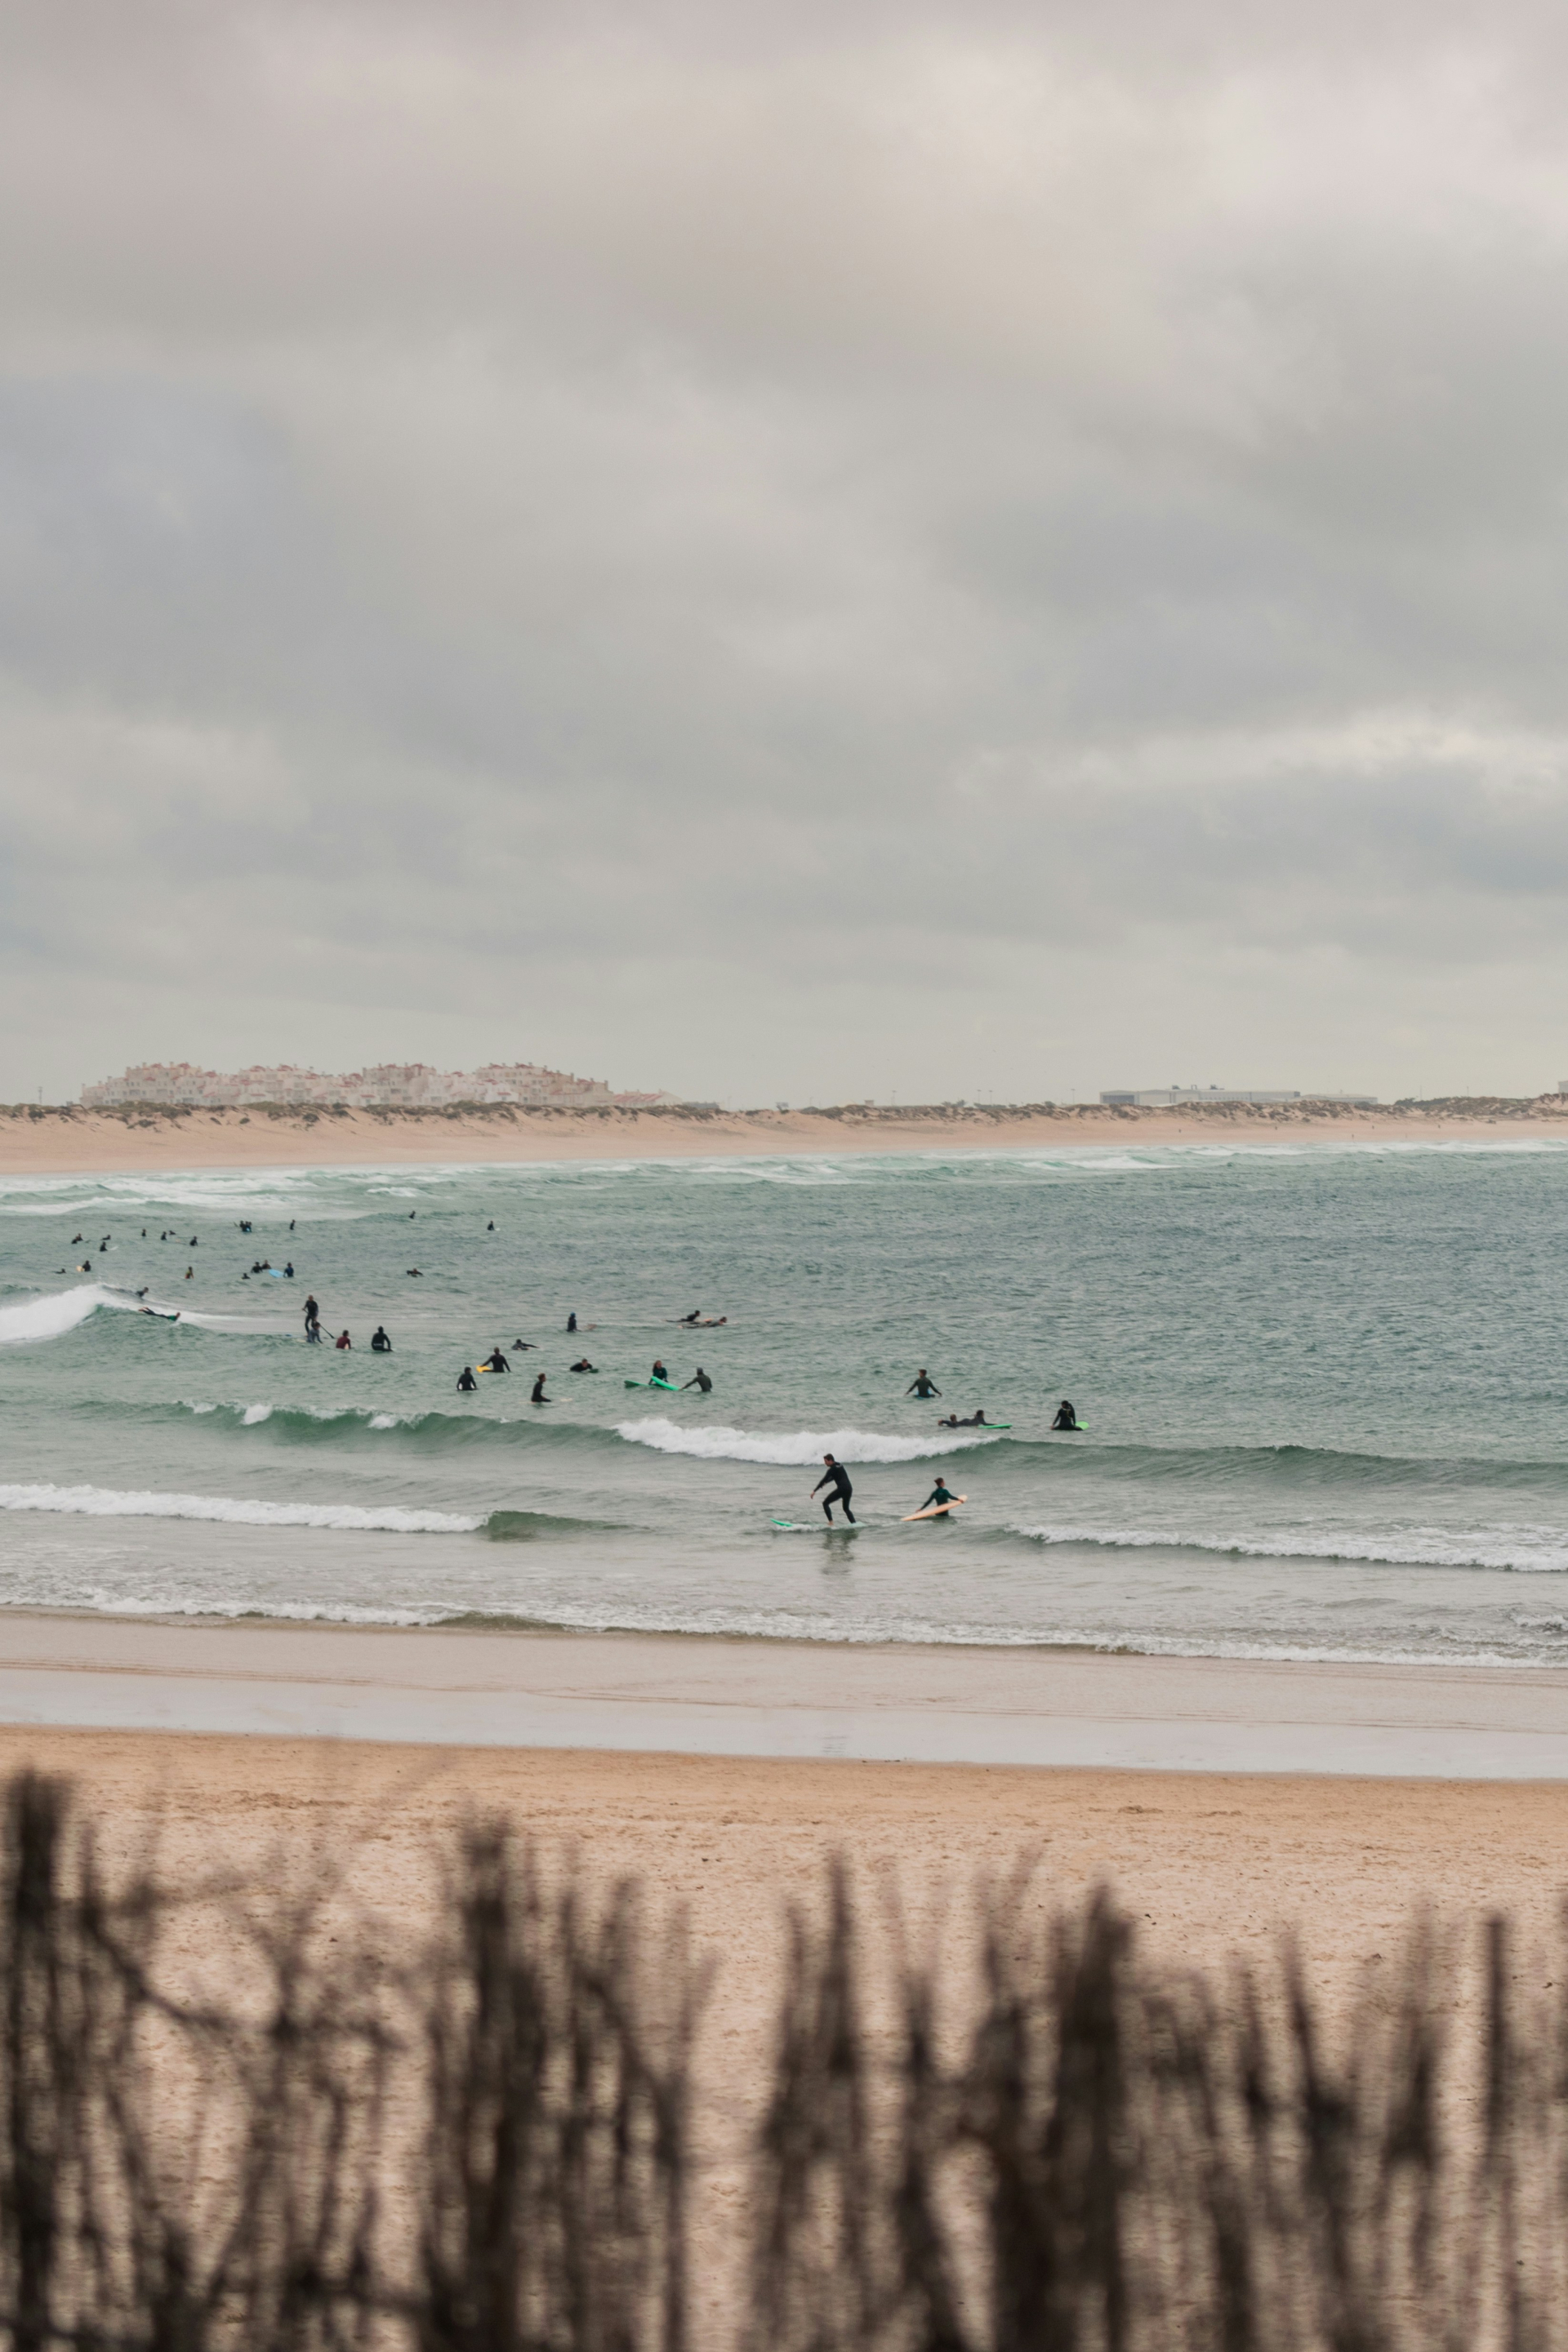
<box><xmin>4</xmin><ymin>1142</ymin><xmax>1568</xmax><ymax>1664</ymax></box>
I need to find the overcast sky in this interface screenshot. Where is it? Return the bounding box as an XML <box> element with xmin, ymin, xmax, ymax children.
<box><xmin>4</xmin><ymin>0</ymin><xmax>1568</xmax><ymax>1104</ymax></box>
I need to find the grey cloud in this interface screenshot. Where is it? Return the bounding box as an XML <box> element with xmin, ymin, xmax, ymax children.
<box><xmin>4</xmin><ymin>0</ymin><xmax>1568</xmax><ymax>1101</ymax></box>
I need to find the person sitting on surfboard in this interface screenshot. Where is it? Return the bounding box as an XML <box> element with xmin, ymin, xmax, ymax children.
<box><xmin>919</xmin><ymin>1477</ymin><xmax>961</xmax><ymax>1512</ymax></box>
<box><xmin>483</xmin><ymin>1348</ymin><xmax>510</xmax><ymax>1374</ymax></box>
<box><xmin>371</xmin><ymin>1327</ymin><xmax>392</xmax><ymax>1352</ymax></box>
<box><xmin>684</xmin><ymin>1368</ymin><xmax>712</xmax><ymax>1392</ymax></box>
<box><xmin>906</xmin><ymin>1370</ymin><xmax>942</xmax><ymax>1398</ymax></box>
<box><xmin>1051</xmin><ymin>1401</ymin><xmax>1080</xmax><ymax>1431</ymax></box>
<box><xmin>811</xmin><ymin>1454</ymin><xmax>856</xmax><ymax>1525</ymax></box>
<box><xmin>531</xmin><ymin>1372</ymin><xmax>550</xmax><ymax>1404</ymax></box>
<box><xmin>457</xmin><ymin>1366</ymin><xmax>477</xmax><ymax>1392</ymax></box>
<box><xmin>335</xmin><ymin>1330</ymin><xmax>352</xmax><ymax>1349</ymax></box>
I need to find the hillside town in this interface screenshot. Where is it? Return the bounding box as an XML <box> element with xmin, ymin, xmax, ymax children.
<box><xmin>78</xmin><ymin>1061</ymin><xmax>679</xmax><ymax>1111</ymax></box>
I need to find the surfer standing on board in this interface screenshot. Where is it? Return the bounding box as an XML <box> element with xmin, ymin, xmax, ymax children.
<box><xmin>811</xmin><ymin>1454</ymin><xmax>856</xmax><ymax>1525</ymax></box>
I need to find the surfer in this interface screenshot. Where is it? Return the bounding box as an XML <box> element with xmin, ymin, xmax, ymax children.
<box><xmin>511</xmin><ymin>1339</ymin><xmax>538</xmax><ymax>1352</ymax></box>
<box><xmin>684</xmin><ymin>1368</ymin><xmax>712</xmax><ymax>1392</ymax></box>
<box><xmin>569</xmin><ymin>1356</ymin><xmax>598</xmax><ymax>1373</ymax></box>
<box><xmin>1051</xmin><ymin>1401</ymin><xmax>1080</xmax><ymax>1431</ymax></box>
<box><xmin>457</xmin><ymin>1366</ymin><xmax>478</xmax><ymax>1392</ymax></box>
<box><xmin>937</xmin><ymin>1410</ymin><xmax>990</xmax><ymax>1428</ymax></box>
<box><xmin>567</xmin><ymin>1312</ymin><xmax>577</xmax><ymax>1332</ymax></box>
<box><xmin>371</xmin><ymin>1326</ymin><xmax>393</xmax><ymax>1352</ymax></box>
<box><xmin>811</xmin><ymin>1454</ymin><xmax>856</xmax><ymax>1525</ymax></box>
<box><xmin>483</xmin><ymin>1348</ymin><xmax>510</xmax><ymax>1373</ymax></box>
<box><xmin>335</xmin><ymin>1330</ymin><xmax>352</xmax><ymax>1350</ymax></box>
<box><xmin>303</xmin><ymin>1294</ymin><xmax>318</xmax><ymax>1327</ymax></box>
<box><xmin>906</xmin><ymin>1370</ymin><xmax>941</xmax><ymax>1399</ymax></box>
<box><xmin>530</xmin><ymin>1372</ymin><xmax>550</xmax><ymax>1405</ymax></box>
<box><xmin>677</xmin><ymin>1309</ymin><xmax>700</xmax><ymax>1325</ymax></box>
<box><xmin>283</xmin><ymin>1263</ymin><xmax>294</xmax><ymax>1277</ymax></box>
<box><xmin>651</xmin><ymin>1359</ymin><xmax>670</xmax><ymax>1384</ymax></box>
<box><xmin>918</xmin><ymin>1477</ymin><xmax>961</xmax><ymax>1513</ymax></box>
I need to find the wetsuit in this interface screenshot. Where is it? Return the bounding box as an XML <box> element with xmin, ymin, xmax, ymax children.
<box><xmin>906</xmin><ymin>1374</ymin><xmax>941</xmax><ymax>1398</ymax></box>
<box><xmin>531</xmin><ymin>1374</ymin><xmax>549</xmax><ymax>1404</ymax></box>
<box><xmin>1051</xmin><ymin>1402</ymin><xmax>1079</xmax><ymax>1431</ymax></box>
<box><xmin>567</xmin><ymin>1313</ymin><xmax>577</xmax><ymax>1332</ymax></box>
<box><xmin>811</xmin><ymin>1463</ymin><xmax>855</xmax><ymax>1523</ymax></box>
<box><xmin>484</xmin><ymin>1350</ymin><xmax>510</xmax><ymax>1373</ymax></box>
<box><xmin>920</xmin><ymin>1483</ymin><xmax>959</xmax><ymax>1512</ymax></box>
<box><xmin>457</xmin><ymin>1368</ymin><xmax>477</xmax><ymax>1392</ymax></box>
<box><xmin>371</xmin><ymin>1330</ymin><xmax>392</xmax><ymax>1352</ymax></box>
<box><xmin>684</xmin><ymin>1370</ymin><xmax>712</xmax><ymax>1392</ymax></box>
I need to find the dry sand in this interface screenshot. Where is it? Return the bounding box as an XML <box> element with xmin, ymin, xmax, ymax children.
<box><xmin>4</xmin><ymin>1098</ymin><xmax>1568</xmax><ymax>1176</ymax></box>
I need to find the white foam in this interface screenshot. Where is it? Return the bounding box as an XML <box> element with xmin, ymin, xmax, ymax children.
<box><xmin>1011</xmin><ymin>1521</ymin><xmax>1568</xmax><ymax>1574</ymax></box>
<box><xmin>240</xmin><ymin>1403</ymin><xmax>273</xmax><ymax>1425</ymax></box>
<box><xmin>0</xmin><ymin>1284</ymin><xmax>136</xmax><ymax>1345</ymax></box>
<box><xmin>617</xmin><ymin>1419</ymin><xmax>1004</xmax><ymax>1465</ymax></box>
<box><xmin>0</xmin><ymin>1483</ymin><xmax>481</xmax><ymax>1535</ymax></box>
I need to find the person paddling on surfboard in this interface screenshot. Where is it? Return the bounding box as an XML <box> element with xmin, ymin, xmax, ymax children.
<box><xmin>1052</xmin><ymin>1400</ymin><xmax>1080</xmax><ymax>1431</ymax></box>
<box><xmin>811</xmin><ymin>1454</ymin><xmax>856</xmax><ymax>1525</ymax></box>
<box><xmin>906</xmin><ymin>1370</ymin><xmax>941</xmax><ymax>1398</ymax></box>
<box><xmin>919</xmin><ymin>1477</ymin><xmax>961</xmax><ymax>1513</ymax></box>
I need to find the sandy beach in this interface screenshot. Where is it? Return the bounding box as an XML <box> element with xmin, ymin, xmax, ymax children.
<box><xmin>4</xmin><ymin>1097</ymin><xmax>1568</xmax><ymax>1176</ymax></box>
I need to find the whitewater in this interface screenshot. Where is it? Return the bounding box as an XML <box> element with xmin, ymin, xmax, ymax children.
<box><xmin>4</xmin><ymin>1141</ymin><xmax>1568</xmax><ymax>1662</ymax></box>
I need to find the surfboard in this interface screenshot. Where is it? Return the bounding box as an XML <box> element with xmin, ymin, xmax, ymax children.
<box><xmin>938</xmin><ymin>1421</ymin><xmax>1010</xmax><ymax>1431</ymax></box>
<box><xmin>771</xmin><ymin>1518</ymin><xmax>860</xmax><ymax>1532</ymax></box>
<box><xmin>139</xmin><ymin>1307</ymin><xmax>180</xmax><ymax>1321</ymax></box>
<box><xmin>1052</xmin><ymin>1425</ymin><xmax>1087</xmax><ymax>1433</ymax></box>
<box><xmin>902</xmin><ymin>1496</ymin><xmax>967</xmax><ymax>1521</ymax></box>
<box><xmin>625</xmin><ymin>1378</ymin><xmax>679</xmax><ymax>1390</ymax></box>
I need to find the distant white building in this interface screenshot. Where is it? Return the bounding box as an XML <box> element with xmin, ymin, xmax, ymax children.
<box><xmin>81</xmin><ymin>1060</ymin><xmax>617</xmax><ymax>1110</ymax></box>
<box><xmin>1099</xmin><ymin>1086</ymin><xmax>1380</xmax><ymax>1107</ymax></box>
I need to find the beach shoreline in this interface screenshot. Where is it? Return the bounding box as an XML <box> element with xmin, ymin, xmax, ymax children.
<box><xmin>0</xmin><ymin>1613</ymin><xmax>1564</xmax><ymax>1777</ymax></box>
<box><xmin>5</xmin><ymin>1098</ymin><xmax>1568</xmax><ymax>1176</ymax></box>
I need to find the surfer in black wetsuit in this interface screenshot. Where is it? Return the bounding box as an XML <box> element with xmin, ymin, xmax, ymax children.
<box><xmin>1051</xmin><ymin>1401</ymin><xmax>1080</xmax><ymax>1431</ymax></box>
<box><xmin>906</xmin><ymin>1370</ymin><xmax>941</xmax><ymax>1398</ymax></box>
<box><xmin>483</xmin><ymin>1348</ymin><xmax>510</xmax><ymax>1373</ymax></box>
<box><xmin>531</xmin><ymin>1372</ymin><xmax>550</xmax><ymax>1404</ymax></box>
<box><xmin>566</xmin><ymin>1312</ymin><xmax>577</xmax><ymax>1333</ymax></box>
<box><xmin>457</xmin><ymin>1366</ymin><xmax>477</xmax><ymax>1392</ymax></box>
<box><xmin>651</xmin><ymin>1359</ymin><xmax>670</xmax><ymax>1384</ymax></box>
<box><xmin>811</xmin><ymin>1454</ymin><xmax>855</xmax><ymax>1524</ymax></box>
<box><xmin>938</xmin><ymin>1410</ymin><xmax>990</xmax><ymax>1428</ymax></box>
<box><xmin>304</xmin><ymin>1294</ymin><xmax>318</xmax><ymax>1329</ymax></box>
<box><xmin>371</xmin><ymin>1326</ymin><xmax>392</xmax><ymax>1352</ymax></box>
<box><xmin>570</xmin><ymin>1356</ymin><xmax>598</xmax><ymax>1372</ymax></box>
<box><xmin>684</xmin><ymin>1368</ymin><xmax>712</xmax><ymax>1392</ymax></box>
<box><xmin>919</xmin><ymin>1478</ymin><xmax>960</xmax><ymax>1512</ymax></box>
<box><xmin>677</xmin><ymin>1309</ymin><xmax>700</xmax><ymax>1325</ymax></box>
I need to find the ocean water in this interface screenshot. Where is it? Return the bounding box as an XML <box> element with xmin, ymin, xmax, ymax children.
<box><xmin>4</xmin><ymin>1142</ymin><xmax>1568</xmax><ymax>1666</ymax></box>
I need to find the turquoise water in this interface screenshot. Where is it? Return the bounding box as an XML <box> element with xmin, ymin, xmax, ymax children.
<box><xmin>4</xmin><ymin>1142</ymin><xmax>1568</xmax><ymax>1664</ymax></box>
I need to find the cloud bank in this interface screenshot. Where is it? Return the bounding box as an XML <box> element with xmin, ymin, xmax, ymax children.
<box><xmin>4</xmin><ymin>0</ymin><xmax>1568</xmax><ymax>1102</ymax></box>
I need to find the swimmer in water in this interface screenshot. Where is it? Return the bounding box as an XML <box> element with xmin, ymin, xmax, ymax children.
<box><xmin>335</xmin><ymin>1330</ymin><xmax>352</xmax><ymax>1350</ymax></box>
<box><xmin>1051</xmin><ymin>1401</ymin><xmax>1080</xmax><ymax>1431</ymax></box>
<box><xmin>918</xmin><ymin>1477</ymin><xmax>961</xmax><ymax>1512</ymax></box>
<box><xmin>906</xmin><ymin>1370</ymin><xmax>941</xmax><ymax>1399</ymax></box>
<box><xmin>483</xmin><ymin>1348</ymin><xmax>510</xmax><ymax>1374</ymax></box>
<box><xmin>566</xmin><ymin>1312</ymin><xmax>577</xmax><ymax>1333</ymax></box>
<box><xmin>371</xmin><ymin>1326</ymin><xmax>392</xmax><ymax>1352</ymax></box>
<box><xmin>457</xmin><ymin>1366</ymin><xmax>478</xmax><ymax>1392</ymax></box>
<box><xmin>684</xmin><ymin>1368</ymin><xmax>712</xmax><ymax>1392</ymax></box>
<box><xmin>569</xmin><ymin>1356</ymin><xmax>598</xmax><ymax>1373</ymax></box>
<box><xmin>531</xmin><ymin>1372</ymin><xmax>550</xmax><ymax>1405</ymax></box>
<box><xmin>810</xmin><ymin>1454</ymin><xmax>855</xmax><ymax>1525</ymax></box>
